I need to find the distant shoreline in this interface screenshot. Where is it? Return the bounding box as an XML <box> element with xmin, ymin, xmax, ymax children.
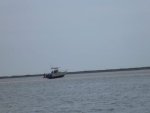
<box><xmin>67</xmin><ymin>66</ymin><xmax>150</xmax><ymax>74</ymax></box>
<box><xmin>0</xmin><ymin>66</ymin><xmax>150</xmax><ymax>79</ymax></box>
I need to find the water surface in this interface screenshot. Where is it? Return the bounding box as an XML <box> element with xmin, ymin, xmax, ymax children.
<box><xmin>0</xmin><ymin>70</ymin><xmax>150</xmax><ymax>113</ymax></box>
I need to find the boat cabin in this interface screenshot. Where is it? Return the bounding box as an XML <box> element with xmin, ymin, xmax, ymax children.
<box><xmin>51</xmin><ymin>69</ymin><xmax>58</xmax><ymax>74</ymax></box>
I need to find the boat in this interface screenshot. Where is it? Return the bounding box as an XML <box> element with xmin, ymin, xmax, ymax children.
<box><xmin>44</xmin><ymin>67</ymin><xmax>67</xmax><ymax>79</ymax></box>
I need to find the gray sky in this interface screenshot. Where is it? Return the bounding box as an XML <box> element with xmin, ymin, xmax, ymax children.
<box><xmin>1</xmin><ymin>0</ymin><xmax>150</xmax><ymax>76</ymax></box>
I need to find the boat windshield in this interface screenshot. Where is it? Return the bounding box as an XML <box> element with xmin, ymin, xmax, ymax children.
<box><xmin>54</xmin><ymin>70</ymin><xmax>58</xmax><ymax>73</ymax></box>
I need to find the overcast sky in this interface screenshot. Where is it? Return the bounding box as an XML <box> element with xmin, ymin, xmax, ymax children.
<box><xmin>0</xmin><ymin>0</ymin><xmax>150</xmax><ymax>76</ymax></box>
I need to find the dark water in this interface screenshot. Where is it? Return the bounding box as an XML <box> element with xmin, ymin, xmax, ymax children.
<box><xmin>0</xmin><ymin>70</ymin><xmax>150</xmax><ymax>113</ymax></box>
